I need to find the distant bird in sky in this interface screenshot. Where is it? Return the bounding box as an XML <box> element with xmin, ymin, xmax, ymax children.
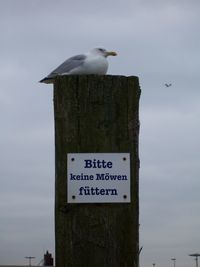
<box><xmin>40</xmin><ymin>48</ymin><xmax>117</xmax><ymax>84</ymax></box>
<box><xmin>164</xmin><ymin>83</ymin><xmax>172</xmax><ymax>87</ymax></box>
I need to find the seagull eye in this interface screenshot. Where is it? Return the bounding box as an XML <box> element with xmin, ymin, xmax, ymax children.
<box><xmin>98</xmin><ymin>48</ymin><xmax>105</xmax><ymax>52</ymax></box>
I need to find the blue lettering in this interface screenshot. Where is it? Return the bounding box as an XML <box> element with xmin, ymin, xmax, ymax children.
<box><xmin>84</xmin><ymin>159</ymin><xmax>113</xmax><ymax>168</ymax></box>
<box><xmin>78</xmin><ymin>186</ymin><xmax>118</xmax><ymax>196</ymax></box>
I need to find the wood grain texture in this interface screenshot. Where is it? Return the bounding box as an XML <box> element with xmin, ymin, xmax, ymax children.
<box><xmin>54</xmin><ymin>75</ymin><xmax>141</xmax><ymax>267</ymax></box>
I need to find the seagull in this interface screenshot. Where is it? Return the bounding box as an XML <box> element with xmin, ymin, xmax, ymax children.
<box><xmin>164</xmin><ymin>83</ymin><xmax>172</xmax><ymax>87</ymax></box>
<box><xmin>40</xmin><ymin>48</ymin><xmax>117</xmax><ymax>84</ymax></box>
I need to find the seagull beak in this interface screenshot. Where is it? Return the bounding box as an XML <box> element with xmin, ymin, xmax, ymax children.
<box><xmin>106</xmin><ymin>51</ymin><xmax>117</xmax><ymax>57</ymax></box>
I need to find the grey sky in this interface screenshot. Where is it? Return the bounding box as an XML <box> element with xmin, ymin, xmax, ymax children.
<box><xmin>0</xmin><ymin>0</ymin><xmax>200</xmax><ymax>266</ymax></box>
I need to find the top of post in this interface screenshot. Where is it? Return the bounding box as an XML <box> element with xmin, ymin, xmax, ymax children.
<box><xmin>53</xmin><ymin>74</ymin><xmax>140</xmax><ymax>91</ymax></box>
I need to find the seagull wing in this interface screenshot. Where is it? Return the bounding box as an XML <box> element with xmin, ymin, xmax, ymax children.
<box><xmin>40</xmin><ymin>54</ymin><xmax>86</xmax><ymax>83</ymax></box>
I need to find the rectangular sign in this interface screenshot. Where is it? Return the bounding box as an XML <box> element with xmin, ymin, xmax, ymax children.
<box><xmin>67</xmin><ymin>153</ymin><xmax>130</xmax><ymax>203</ymax></box>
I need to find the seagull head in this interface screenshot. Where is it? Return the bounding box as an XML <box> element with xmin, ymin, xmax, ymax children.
<box><xmin>91</xmin><ymin>48</ymin><xmax>117</xmax><ymax>57</ymax></box>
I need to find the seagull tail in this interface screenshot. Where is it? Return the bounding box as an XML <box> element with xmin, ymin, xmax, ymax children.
<box><xmin>39</xmin><ymin>77</ymin><xmax>54</xmax><ymax>84</ymax></box>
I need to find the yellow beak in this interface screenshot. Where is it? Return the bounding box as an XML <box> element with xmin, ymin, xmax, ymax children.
<box><xmin>106</xmin><ymin>51</ymin><xmax>117</xmax><ymax>56</ymax></box>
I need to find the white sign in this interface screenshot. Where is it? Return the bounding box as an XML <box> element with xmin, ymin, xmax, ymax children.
<box><xmin>67</xmin><ymin>153</ymin><xmax>130</xmax><ymax>203</ymax></box>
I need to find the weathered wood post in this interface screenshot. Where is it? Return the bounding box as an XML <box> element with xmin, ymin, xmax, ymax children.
<box><xmin>54</xmin><ymin>75</ymin><xmax>140</xmax><ymax>267</ymax></box>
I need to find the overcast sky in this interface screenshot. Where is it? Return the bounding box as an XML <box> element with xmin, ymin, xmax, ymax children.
<box><xmin>0</xmin><ymin>0</ymin><xmax>200</xmax><ymax>266</ymax></box>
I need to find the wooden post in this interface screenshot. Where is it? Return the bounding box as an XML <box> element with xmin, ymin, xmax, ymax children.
<box><xmin>54</xmin><ymin>75</ymin><xmax>140</xmax><ymax>267</ymax></box>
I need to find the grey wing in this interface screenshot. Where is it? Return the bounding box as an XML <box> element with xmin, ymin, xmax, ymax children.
<box><xmin>40</xmin><ymin>54</ymin><xmax>86</xmax><ymax>83</ymax></box>
<box><xmin>47</xmin><ymin>54</ymin><xmax>86</xmax><ymax>78</ymax></box>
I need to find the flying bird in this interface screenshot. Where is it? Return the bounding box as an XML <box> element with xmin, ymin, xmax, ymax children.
<box><xmin>40</xmin><ymin>48</ymin><xmax>117</xmax><ymax>84</ymax></box>
<box><xmin>164</xmin><ymin>83</ymin><xmax>172</xmax><ymax>87</ymax></box>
